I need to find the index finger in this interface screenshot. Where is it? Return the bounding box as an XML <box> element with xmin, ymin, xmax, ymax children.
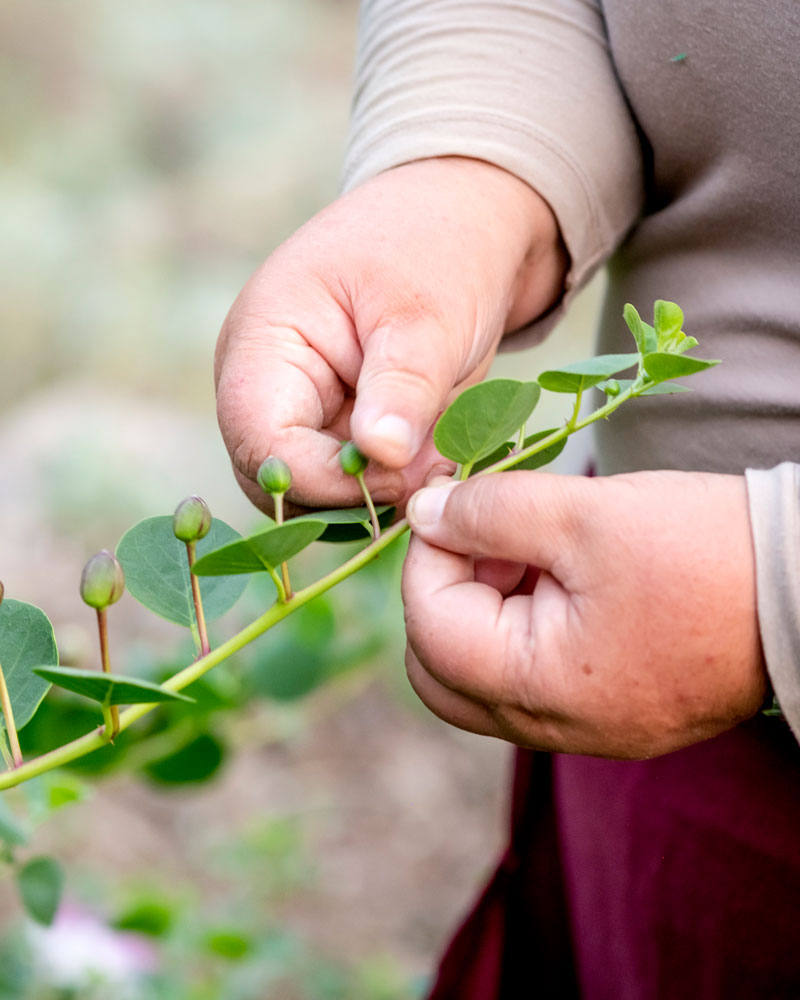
<box><xmin>216</xmin><ymin>311</ymin><xmax>408</xmax><ymax>509</ymax></box>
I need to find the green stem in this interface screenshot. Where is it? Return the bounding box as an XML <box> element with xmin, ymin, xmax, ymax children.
<box><xmin>0</xmin><ymin>518</ymin><xmax>409</xmax><ymax>790</ymax></box>
<box><xmin>97</xmin><ymin>608</ymin><xmax>120</xmax><ymax>739</ymax></box>
<box><xmin>101</xmin><ymin>703</ymin><xmax>116</xmax><ymax>743</ymax></box>
<box><xmin>273</xmin><ymin>493</ymin><xmax>293</xmax><ymax>600</ymax></box>
<box><xmin>186</xmin><ymin>542</ymin><xmax>211</xmax><ymax>656</ymax></box>
<box><xmin>567</xmin><ymin>388</ymin><xmax>584</xmax><ymax>430</ymax></box>
<box><xmin>0</xmin><ymin>664</ymin><xmax>23</xmax><ymax>768</ymax></box>
<box><xmin>266</xmin><ymin>565</ymin><xmax>287</xmax><ymax>603</ymax></box>
<box><xmin>480</xmin><ymin>378</ymin><xmax>644</xmax><ymax>477</ymax></box>
<box><xmin>355</xmin><ymin>472</ymin><xmax>381</xmax><ymax>539</ymax></box>
<box><xmin>458</xmin><ymin>461</ymin><xmax>473</xmax><ymax>481</ymax></box>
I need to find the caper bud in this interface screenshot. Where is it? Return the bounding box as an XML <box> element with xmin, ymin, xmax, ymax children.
<box><xmin>257</xmin><ymin>456</ymin><xmax>292</xmax><ymax>496</ymax></box>
<box><xmin>173</xmin><ymin>495</ymin><xmax>212</xmax><ymax>543</ymax></box>
<box><xmin>80</xmin><ymin>550</ymin><xmax>125</xmax><ymax>609</ymax></box>
<box><xmin>338</xmin><ymin>440</ymin><xmax>368</xmax><ymax>477</ymax></box>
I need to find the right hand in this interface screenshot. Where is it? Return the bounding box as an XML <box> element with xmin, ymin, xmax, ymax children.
<box><xmin>214</xmin><ymin>156</ymin><xmax>567</xmax><ymax>514</ymax></box>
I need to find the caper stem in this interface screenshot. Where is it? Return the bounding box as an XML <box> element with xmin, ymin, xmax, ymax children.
<box><xmin>273</xmin><ymin>493</ymin><xmax>293</xmax><ymax>600</ymax></box>
<box><xmin>0</xmin><ymin>663</ymin><xmax>23</xmax><ymax>768</ymax></box>
<box><xmin>96</xmin><ymin>608</ymin><xmax>120</xmax><ymax>739</ymax></box>
<box><xmin>185</xmin><ymin>541</ymin><xmax>211</xmax><ymax>655</ymax></box>
<box><xmin>355</xmin><ymin>472</ymin><xmax>381</xmax><ymax>539</ymax></box>
<box><xmin>101</xmin><ymin>703</ymin><xmax>116</xmax><ymax>744</ymax></box>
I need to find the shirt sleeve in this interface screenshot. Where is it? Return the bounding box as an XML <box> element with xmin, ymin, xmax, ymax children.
<box><xmin>745</xmin><ymin>463</ymin><xmax>800</xmax><ymax>743</ymax></box>
<box><xmin>341</xmin><ymin>0</ymin><xmax>645</xmax><ymax>341</ymax></box>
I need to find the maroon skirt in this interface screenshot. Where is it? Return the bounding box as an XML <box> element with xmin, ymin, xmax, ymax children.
<box><xmin>428</xmin><ymin>716</ymin><xmax>800</xmax><ymax>999</ymax></box>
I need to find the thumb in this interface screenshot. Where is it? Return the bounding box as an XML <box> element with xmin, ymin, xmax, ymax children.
<box><xmin>350</xmin><ymin>317</ymin><xmax>491</xmax><ymax>469</ymax></box>
<box><xmin>406</xmin><ymin>472</ymin><xmax>587</xmax><ymax>577</ymax></box>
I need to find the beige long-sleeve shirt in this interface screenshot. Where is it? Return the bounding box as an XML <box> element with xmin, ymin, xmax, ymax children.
<box><xmin>342</xmin><ymin>0</ymin><xmax>800</xmax><ymax>739</ymax></box>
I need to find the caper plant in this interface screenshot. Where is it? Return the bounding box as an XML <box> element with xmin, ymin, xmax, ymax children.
<box><xmin>0</xmin><ymin>301</ymin><xmax>728</xmax><ymax>923</ymax></box>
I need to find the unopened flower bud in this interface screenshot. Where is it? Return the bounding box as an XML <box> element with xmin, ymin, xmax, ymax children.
<box><xmin>604</xmin><ymin>379</ymin><xmax>621</xmax><ymax>397</ymax></box>
<box><xmin>80</xmin><ymin>550</ymin><xmax>125</xmax><ymax>609</ymax></box>
<box><xmin>173</xmin><ymin>495</ymin><xmax>212</xmax><ymax>543</ymax></box>
<box><xmin>339</xmin><ymin>441</ymin><xmax>368</xmax><ymax>478</ymax></box>
<box><xmin>257</xmin><ymin>456</ymin><xmax>292</xmax><ymax>496</ymax></box>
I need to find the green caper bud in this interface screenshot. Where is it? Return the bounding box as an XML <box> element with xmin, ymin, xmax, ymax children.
<box><xmin>338</xmin><ymin>440</ymin><xmax>368</xmax><ymax>477</ymax></box>
<box><xmin>80</xmin><ymin>550</ymin><xmax>125</xmax><ymax>609</ymax></box>
<box><xmin>603</xmin><ymin>379</ymin><xmax>621</xmax><ymax>397</ymax></box>
<box><xmin>173</xmin><ymin>495</ymin><xmax>212</xmax><ymax>543</ymax></box>
<box><xmin>257</xmin><ymin>456</ymin><xmax>292</xmax><ymax>496</ymax></box>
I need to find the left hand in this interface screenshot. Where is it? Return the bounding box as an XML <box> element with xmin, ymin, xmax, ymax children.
<box><xmin>402</xmin><ymin>470</ymin><xmax>767</xmax><ymax>759</ymax></box>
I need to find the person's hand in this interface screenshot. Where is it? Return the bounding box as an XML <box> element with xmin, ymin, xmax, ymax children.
<box><xmin>215</xmin><ymin>157</ymin><xmax>566</xmax><ymax>514</ymax></box>
<box><xmin>402</xmin><ymin>470</ymin><xmax>767</xmax><ymax>759</ymax></box>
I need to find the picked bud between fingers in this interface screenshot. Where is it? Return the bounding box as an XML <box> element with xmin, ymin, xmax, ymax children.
<box><xmin>173</xmin><ymin>495</ymin><xmax>212</xmax><ymax>543</ymax></box>
<box><xmin>257</xmin><ymin>456</ymin><xmax>292</xmax><ymax>496</ymax></box>
<box><xmin>339</xmin><ymin>440</ymin><xmax>369</xmax><ymax>478</ymax></box>
<box><xmin>80</xmin><ymin>550</ymin><xmax>125</xmax><ymax>609</ymax></box>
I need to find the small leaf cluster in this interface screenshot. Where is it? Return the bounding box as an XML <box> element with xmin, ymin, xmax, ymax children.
<box><xmin>432</xmin><ymin>299</ymin><xmax>717</xmax><ymax>477</ymax></box>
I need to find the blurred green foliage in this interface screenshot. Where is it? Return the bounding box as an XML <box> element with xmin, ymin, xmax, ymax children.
<box><xmin>0</xmin><ymin>528</ymin><xmax>414</xmax><ymax>997</ymax></box>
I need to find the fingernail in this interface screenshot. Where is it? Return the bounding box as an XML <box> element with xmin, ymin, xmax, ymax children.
<box><xmin>371</xmin><ymin>414</ymin><xmax>416</xmax><ymax>459</ymax></box>
<box><xmin>408</xmin><ymin>484</ymin><xmax>453</xmax><ymax>527</ymax></box>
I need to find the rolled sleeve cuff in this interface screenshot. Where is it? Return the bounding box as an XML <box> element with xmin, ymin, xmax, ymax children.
<box><xmin>745</xmin><ymin>462</ymin><xmax>800</xmax><ymax>742</ymax></box>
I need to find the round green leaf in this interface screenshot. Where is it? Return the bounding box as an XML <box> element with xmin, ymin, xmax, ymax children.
<box><xmin>117</xmin><ymin>516</ymin><xmax>248</xmax><ymax>626</ymax></box>
<box><xmin>0</xmin><ymin>600</ymin><xmax>58</xmax><ymax>732</ymax></box>
<box><xmin>293</xmin><ymin>506</ymin><xmax>395</xmax><ymax>543</ymax></box>
<box><xmin>433</xmin><ymin>379</ymin><xmax>541</xmax><ymax>465</ymax></box>
<box><xmin>143</xmin><ymin>732</ymin><xmax>226</xmax><ymax>785</ymax></box>
<box><xmin>17</xmin><ymin>856</ymin><xmax>64</xmax><ymax>926</ymax></box>
<box><xmin>513</xmin><ymin>429</ymin><xmax>568</xmax><ymax>470</ymax></box>
<box><xmin>653</xmin><ymin>299</ymin><xmax>684</xmax><ymax>341</ymax></box>
<box><xmin>32</xmin><ymin>666</ymin><xmax>194</xmax><ymax>707</ymax></box>
<box><xmin>642</xmin><ymin>353</ymin><xmax>719</xmax><ymax>382</ymax></box>
<box><xmin>472</xmin><ymin>428</ymin><xmax>567</xmax><ymax>474</ymax></box>
<box><xmin>192</xmin><ymin>519</ymin><xmax>326</xmax><ymax>577</ymax></box>
<box><xmin>250</xmin><ymin>642</ymin><xmax>328</xmax><ymax>701</ymax></box>
<box><xmin>537</xmin><ymin>354</ymin><xmax>640</xmax><ymax>393</ymax></box>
